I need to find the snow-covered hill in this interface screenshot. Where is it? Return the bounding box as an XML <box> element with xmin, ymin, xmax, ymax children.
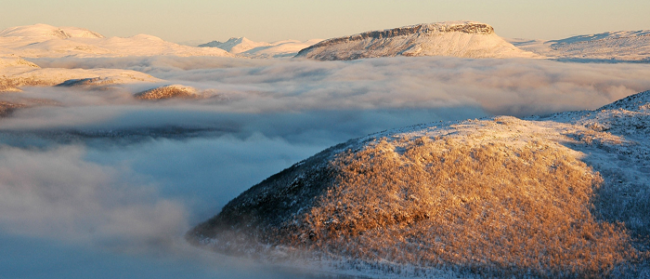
<box><xmin>200</xmin><ymin>37</ymin><xmax>322</xmax><ymax>58</ymax></box>
<box><xmin>1</xmin><ymin>55</ymin><xmax>160</xmax><ymax>92</ymax></box>
<box><xmin>510</xmin><ymin>30</ymin><xmax>650</xmax><ymax>62</ymax></box>
<box><xmin>296</xmin><ymin>21</ymin><xmax>538</xmax><ymax>60</ymax></box>
<box><xmin>188</xmin><ymin>90</ymin><xmax>650</xmax><ymax>278</ymax></box>
<box><xmin>0</xmin><ymin>24</ymin><xmax>104</xmax><ymax>39</ymax></box>
<box><xmin>0</xmin><ymin>24</ymin><xmax>233</xmax><ymax>58</ymax></box>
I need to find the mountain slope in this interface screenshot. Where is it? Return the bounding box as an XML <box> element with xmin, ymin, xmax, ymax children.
<box><xmin>510</xmin><ymin>30</ymin><xmax>650</xmax><ymax>62</ymax></box>
<box><xmin>296</xmin><ymin>21</ymin><xmax>537</xmax><ymax>61</ymax></box>
<box><xmin>188</xmin><ymin>91</ymin><xmax>650</xmax><ymax>278</ymax></box>
<box><xmin>0</xmin><ymin>24</ymin><xmax>233</xmax><ymax>58</ymax></box>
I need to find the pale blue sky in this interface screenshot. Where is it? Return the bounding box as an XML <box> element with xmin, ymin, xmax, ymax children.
<box><xmin>2</xmin><ymin>0</ymin><xmax>649</xmax><ymax>43</ymax></box>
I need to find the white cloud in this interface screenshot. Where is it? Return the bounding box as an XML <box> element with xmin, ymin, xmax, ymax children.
<box><xmin>3</xmin><ymin>55</ymin><xmax>650</xmax><ymax>278</ymax></box>
<box><xmin>0</xmin><ymin>145</ymin><xmax>188</xmax><ymax>250</ymax></box>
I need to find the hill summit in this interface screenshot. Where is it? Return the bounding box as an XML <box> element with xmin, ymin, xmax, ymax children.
<box><xmin>296</xmin><ymin>21</ymin><xmax>537</xmax><ymax>60</ymax></box>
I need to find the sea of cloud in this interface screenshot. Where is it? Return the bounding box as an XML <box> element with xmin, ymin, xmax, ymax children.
<box><xmin>2</xmin><ymin>56</ymin><xmax>650</xmax><ymax>278</ymax></box>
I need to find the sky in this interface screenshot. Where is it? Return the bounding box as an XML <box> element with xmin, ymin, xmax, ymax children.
<box><xmin>2</xmin><ymin>0</ymin><xmax>650</xmax><ymax>43</ymax></box>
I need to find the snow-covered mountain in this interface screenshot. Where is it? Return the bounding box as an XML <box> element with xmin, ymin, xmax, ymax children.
<box><xmin>200</xmin><ymin>37</ymin><xmax>269</xmax><ymax>53</ymax></box>
<box><xmin>510</xmin><ymin>30</ymin><xmax>650</xmax><ymax>62</ymax></box>
<box><xmin>188</xmin><ymin>90</ymin><xmax>650</xmax><ymax>277</ymax></box>
<box><xmin>295</xmin><ymin>21</ymin><xmax>538</xmax><ymax>60</ymax></box>
<box><xmin>0</xmin><ymin>24</ymin><xmax>233</xmax><ymax>58</ymax></box>
<box><xmin>200</xmin><ymin>37</ymin><xmax>322</xmax><ymax>58</ymax></box>
<box><xmin>0</xmin><ymin>24</ymin><xmax>105</xmax><ymax>39</ymax></box>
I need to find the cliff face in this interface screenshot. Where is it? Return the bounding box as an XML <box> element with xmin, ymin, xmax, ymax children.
<box><xmin>296</xmin><ymin>21</ymin><xmax>536</xmax><ymax>60</ymax></box>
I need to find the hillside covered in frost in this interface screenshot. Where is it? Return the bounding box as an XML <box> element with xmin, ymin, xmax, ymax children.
<box><xmin>188</xmin><ymin>91</ymin><xmax>650</xmax><ymax>278</ymax></box>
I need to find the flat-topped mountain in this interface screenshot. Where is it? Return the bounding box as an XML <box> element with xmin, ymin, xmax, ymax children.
<box><xmin>296</xmin><ymin>21</ymin><xmax>537</xmax><ymax>60</ymax></box>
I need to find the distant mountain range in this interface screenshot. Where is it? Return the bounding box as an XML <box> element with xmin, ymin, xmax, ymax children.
<box><xmin>199</xmin><ymin>22</ymin><xmax>650</xmax><ymax>62</ymax></box>
<box><xmin>0</xmin><ymin>24</ymin><xmax>232</xmax><ymax>58</ymax></box>
<box><xmin>199</xmin><ymin>37</ymin><xmax>323</xmax><ymax>58</ymax></box>
<box><xmin>509</xmin><ymin>30</ymin><xmax>650</xmax><ymax>62</ymax></box>
<box><xmin>2</xmin><ymin>23</ymin><xmax>648</xmax><ymax>62</ymax></box>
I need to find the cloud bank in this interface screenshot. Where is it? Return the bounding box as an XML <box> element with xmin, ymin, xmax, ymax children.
<box><xmin>0</xmin><ymin>145</ymin><xmax>187</xmax><ymax>249</ymax></box>
<box><xmin>2</xmin><ymin>56</ymin><xmax>650</xmax><ymax>278</ymax></box>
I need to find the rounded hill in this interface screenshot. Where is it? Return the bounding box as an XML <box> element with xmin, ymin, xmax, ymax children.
<box><xmin>188</xmin><ymin>91</ymin><xmax>650</xmax><ymax>278</ymax></box>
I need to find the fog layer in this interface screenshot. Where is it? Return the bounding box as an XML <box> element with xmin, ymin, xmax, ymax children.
<box><xmin>2</xmin><ymin>56</ymin><xmax>650</xmax><ymax>278</ymax></box>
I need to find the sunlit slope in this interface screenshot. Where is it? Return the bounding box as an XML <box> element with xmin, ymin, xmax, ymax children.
<box><xmin>189</xmin><ymin>91</ymin><xmax>650</xmax><ymax>278</ymax></box>
<box><xmin>296</xmin><ymin>21</ymin><xmax>538</xmax><ymax>61</ymax></box>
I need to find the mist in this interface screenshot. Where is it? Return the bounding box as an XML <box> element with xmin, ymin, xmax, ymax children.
<box><xmin>2</xmin><ymin>55</ymin><xmax>650</xmax><ymax>278</ymax></box>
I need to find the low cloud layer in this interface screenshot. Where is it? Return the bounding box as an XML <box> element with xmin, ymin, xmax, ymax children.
<box><xmin>0</xmin><ymin>145</ymin><xmax>187</xmax><ymax>249</ymax></box>
<box><xmin>27</xmin><ymin>56</ymin><xmax>650</xmax><ymax>116</ymax></box>
<box><xmin>0</xmin><ymin>141</ymin><xmax>314</xmax><ymax>279</ymax></box>
<box><xmin>2</xmin><ymin>56</ymin><xmax>650</xmax><ymax>278</ymax></box>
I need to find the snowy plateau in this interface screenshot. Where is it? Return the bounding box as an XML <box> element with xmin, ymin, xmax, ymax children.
<box><xmin>1</xmin><ymin>20</ymin><xmax>650</xmax><ymax>279</ymax></box>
